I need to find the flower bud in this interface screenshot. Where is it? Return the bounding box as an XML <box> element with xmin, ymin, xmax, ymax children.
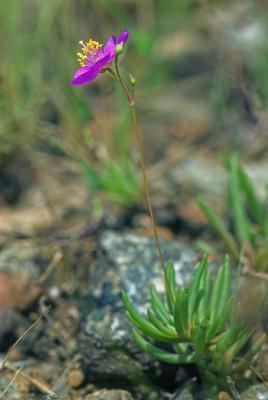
<box><xmin>129</xmin><ymin>74</ymin><xmax>136</xmax><ymax>87</ymax></box>
<box><xmin>115</xmin><ymin>42</ymin><xmax>124</xmax><ymax>56</ymax></box>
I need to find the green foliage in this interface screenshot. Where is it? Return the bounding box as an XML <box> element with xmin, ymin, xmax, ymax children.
<box><xmin>0</xmin><ymin>0</ymin><xmax>141</xmax><ymax>207</ymax></box>
<box><xmin>51</xmin><ymin>130</ymin><xmax>140</xmax><ymax>207</ymax></box>
<box><xmin>82</xmin><ymin>157</ymin><xmax>140</xmax><ymax>206</ymax></box>
<box><xmin>0</xmin><ymin>0</ymin><xmax>43</xmax><ymax>158</ymax></box>
<box><xmin>0</xmin><ymin>0</ymin><xmax>92</xmax><ymax>161</ymax></box>
<box><xmin>197</xmin><ymin>155</ymin><xmax>268</xmax><ymax>271</ymax></box>
<box><xmin>122</xmin><ymin>256</ymin><xmax>266</xmax><ymax>389</ymax></box>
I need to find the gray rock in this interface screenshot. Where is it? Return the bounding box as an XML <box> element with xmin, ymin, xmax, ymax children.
<box><xmin>168</xmin><ymin>156</ymin><xmax>268</xmax><ymax>201</ymax></box>
<box><xmin>79</xmin><ymin>231</ymin><xmax>196</xmax><ymax>398</ymax></box>
<box><xmin>0</xmin><ymin>241</ymin><xmax>48</xmax><ymax>276</ymax></box>
<box><xmin>241</xmin><ymin>384</ymin><xmax>268</xmax><ymax>400</ymax></box>
<box><xmin>85</xmin><ymin>389</ymin><xmax>134</xmax><ymax>400</ymax></box>
<box><xmin>86</xmin><ymin>230</ymin><xmax>195</xmax><ymax>311</ymax></box>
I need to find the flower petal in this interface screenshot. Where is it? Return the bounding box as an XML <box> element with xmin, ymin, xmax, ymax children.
<box><xmin>117</xmin><ymin>29</ymin><xmax>129</xmax><ymax>44</ymax></box>
<box><xmin>103</xmin><ymin>35</ymin><xmax>116</xmax><ymax>57</ymax></box>
<box><xmin>94</xmin><ymin>54</ymin><xmax>112</xmax><ymax>70</ymax></box>
<box><xmin>71</xmin><ymin>65</ymin><xmax>99</xmax><ymax>86</ymax></box>
<box><xmin>71</xmin><ymin>54</ymin><xmax>111</xmax><ymax>86</ymax></box>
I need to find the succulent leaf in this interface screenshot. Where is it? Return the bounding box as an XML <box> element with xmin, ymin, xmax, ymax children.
<box><xmin>194</xmin><ymin>318</ymin><xmax>207</xmax><ymax>352</ymax></box>
<box><xmin>188</xmin><ymin>256</ymin><xmax>207</xmax><ymax>322</ymax></box>
<box><xmin>150</xmin><ymin>284</ymin><xmax>173</xmax><ymax>325</ymax></box>
<box><xmin>207</xmin><ymin>257</ymin><xmax>231</xmax><ymax>339</ymax></box>
<box><xmin>122</xmin><ymin>290</ymin><xmax>179</xmax><ymax>342</ymax></box>
<box><xmin>133</xmin><ymin>329</ymin><xmax>196</xmax><ymax>364</ymax></box>
<box><xmin>147</xmin><ymin>308</ymin><xmax>178</xmax><ymax>337</ymax></box>
<box><xmin>174</xmin><ymin>288</ymin><xmax>187</xmax><ymax>337</ymax></box>
<box><xmin>165</xmin><ymin>262</ymin><xmax>176</xmax><ymax>314</ymax></box>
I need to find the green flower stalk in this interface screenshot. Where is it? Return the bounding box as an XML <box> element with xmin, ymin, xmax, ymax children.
<box><xmin>71</xmin><ymin>29</ymin><xmax>174</xmax><ymax>299</ymax></box>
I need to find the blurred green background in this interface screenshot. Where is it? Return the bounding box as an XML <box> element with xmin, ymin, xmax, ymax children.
<box><xmin>1</xmin><ymin>0</ymin><xmax>268</xmax><ymax>207</ymax></box>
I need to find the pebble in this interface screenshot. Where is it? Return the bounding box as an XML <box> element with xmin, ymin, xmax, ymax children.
<box><xmin>68</xmin><ymin>368</ymin><xmax>85</xmax><ymax>388</ymax></box>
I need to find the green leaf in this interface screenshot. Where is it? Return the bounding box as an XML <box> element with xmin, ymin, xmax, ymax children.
<box><xmin>238</xmin><ymin>163</ymin><xmax>262</xmax><ymax>225</ymax></box>
<box><xmin>165</xmin><ymin>262</ymin><xmax>176</xmax><ymax>314</ymax></box>
<box><xmin>190</xmin><ymin>315</ymin><xmax>199</xmax><ymax>338</ymax></box>
<box><xmin>147</xmin><ymin>309</ymin><xmax>178</xmax><ymax>338</ymax></box>
<box><xmin>206</xmin><ymin>256</ymin><xmax>231</xmax><ymax>339</ymax></box>
<box><xmin>235</xmin><ymin>333</ymin><xmax>267</xmax><ymax>371</ymax></box>
<box><xmin>181</xmin><ymin>288</ymin><xmax>189</xmax><ymax>334</ymax></box>
<box><xmin>150</xmin><ymin>285</ymin><xmax>173</xmax><ymax>326</ymax></box>
<box><xmin>132</xmin><ymin>329</ymin><xmax>196</xmax><ymax>364</ymax></box>
<box><xmin>122</xmin><ymin>291</ymin><xmax>178</xmax><ymax>342</ymax></box>
<box><xmin>197</xmin><ymin>196</ymin><xmax>239</xmax><ymax>259</ymax></box>
<box><xmin>229</xmin><ymin>155</ymin><xmax>251</xmax><ymax>246</ymax></box>
<box><xmin>188</xmin><ymin>256</ymin><xmax>207</xmax><ymax>322</ymax></box>
<box><xmin>211</xmin><ymin>297</ymin><xmax>232</xmax><ymax>338</ymax></box>
<box><xmin>211</xmin><ymin>330</ymin><xmax>235</xmax><ymax>373</ymax></box>
<box><xmin>81</xmin><ymin>163</ymin><xmax>102</xmax><ymax>191</ymax></box>
<box><xmin>215</xmin><ymin>326</ymin><xmax>238</xmax><ymax>355</ymax></box>
<box><xmin>223</xmin><ymin>330</ymin><xmax>251</xmax><ymax>371</ymax></box>
<box><xmin>218</xmin><ymin>256</ymin><xmax>231</xmax><ymax>315</ymax></box>
<box><xmin>194</xmin><ymin>318</ymin><xmax>207</xmax><ymax>353</ymax></box>
<box><xmin>174</xmin><ymin>288</ymin><xmax>185</xmax><ymax>337</ymax></box>
<box><xmin>174</xmin><ymin>288</ymin><xmax>189</xmax><ymax>338</ymax></box>
<box><xmin>197</xmin><ymin>267</ymin><xmax>211</xmax><ymax>322</ymax></box>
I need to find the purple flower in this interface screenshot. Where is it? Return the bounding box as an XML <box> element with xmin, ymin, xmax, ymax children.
<box><xmin>71</xmin><ymin>30</ymin><xmax>129</xmax><ymax>86</ymax></box>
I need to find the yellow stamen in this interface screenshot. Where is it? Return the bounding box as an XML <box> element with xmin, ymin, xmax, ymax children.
<box><xmin>77</xmin><ymin>37</ymin><xmax>103</xmax><ymax>65</ymax></box>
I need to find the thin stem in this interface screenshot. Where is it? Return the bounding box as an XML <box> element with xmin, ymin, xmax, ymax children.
<box><xmin>114</xmin><ymin>59</ymin><xmax>174</xmax><ymax>303</ymax></box>
<box><xmin>114</xmin><ymin>59</ymin><xmax>134</xmax><ymax>105</ymax></box>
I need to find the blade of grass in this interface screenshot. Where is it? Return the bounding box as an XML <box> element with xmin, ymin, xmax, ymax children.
<box><xmin>238</xmin><ymin>164</ymin><xmax>262</xmax><ymax>225</ymax></box>
<box><xmin>197</xmin><ymin>197</ymin><xmax>239</xmax><ymax>259</ymax></box>
<box><xmin>229</xmin><ymin>155</ymin><xmax>251</xmax><ymax>247</ymax></box>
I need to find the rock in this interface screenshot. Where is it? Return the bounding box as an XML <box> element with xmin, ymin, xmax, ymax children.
<box><xmin>0</xmin><ymin>241</ymin><xmax>47</xmax><ymax>350</ymax></box>
<box><xmin>241</xmin><ymin>384</ymin><xmax>268</xmax><ymax>400</ymax></box>
<box><xmin>68</xmin><ymin>368</ymin><xmax>85</xmax><ymax>388</ymax></box>
<box><xmin>256</xmin><ymin>344</ymin><xmax>268</xmax><ymax>379</ymax></box>
<box><xmin>168</xmin><ymin>156</ymin><xmax>268</xmax><ymax>203</ymax></box>
<box><xmin>0</xmin><ymin>241</ymin><xmax>48</xmax><ymax>276</ymax></box>
<box><xmin>85</xmin><ymin>389</ymin><xmax>134</xmax><ymax>400</ymax></box>
<box><xmin>41</xmin><ymin>396</ymin><xmax>66</xmax><ymax>400</ymax></box>
<box><xmin>79</xmin><ymin>231</ymin><xmax>196</xmax><ymax>398</ymax></box>
<box><xmin>88</xmin><ymin>230</ymin><xmax>195</xmax><ymax>311</ymax></box>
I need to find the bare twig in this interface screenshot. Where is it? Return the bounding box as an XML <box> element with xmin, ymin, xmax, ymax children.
<box><xmin>0</xmin><ymin>366</ymin><xmax>23</xmax><ymax>399</ymax></box>
<box><xmin>4</xmin><ymin>362</ymin><xmax>55</xmax><ymax>396</ymax></box>
<box><xmin>52</xmin><ymin>354</ymin><xmax>82</xmax><ymax>391</ymax></box>
<box><xmin>0</xmin><ymin>309</ymin><xmax>55</xmax><ymax>397</ymax></box>
<box><xmin>38</xmin><ymin>250</ymin><xmax>63</xmax><ymax>284</ymax></box>
<box><xmin>0</xmin><ymin>315</ymin><xmax>42</xmax><ymax>370</ymax></box>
